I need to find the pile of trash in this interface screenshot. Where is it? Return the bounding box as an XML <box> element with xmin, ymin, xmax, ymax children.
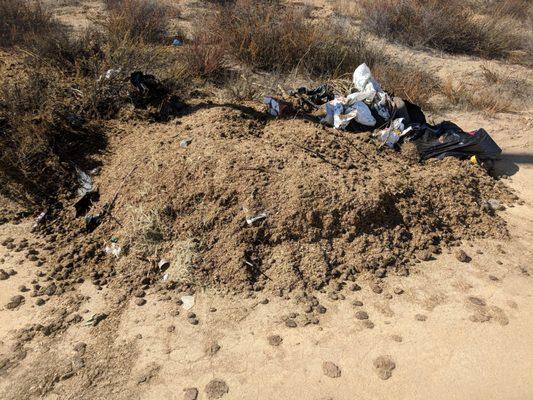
<box><xmin>33</xmin><ymin>64</ymin><xmax>514</xmax><ymax>295</ymax></box>
<box><xmin>265</xmin><ymin>63</ymin><xmax>502</xmax><ymax>168</ymax></box>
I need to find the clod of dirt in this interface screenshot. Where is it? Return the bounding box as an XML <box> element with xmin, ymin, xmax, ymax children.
<box><xmin>205</xmin><ymin>341</ymin><xmax>221</xmax><ymax>356</ymax></box>
<box><xmin>6</xmin><ymin>295</ymin><xmax>24</xmax><ymax>310</ymax></box>
<box><xmin>414</xmin><ymin>314</ymin><xmax>427</xmax><ymax>321</ymax></box>
<box><xmin>417</xmin><ymin>250</ymin><xmax>432</xmax><ymax>261</ymax></box>
<box><xmin>0</xmin><ymin>269</ymin><xmax>8</xmax><ymax>280</ymax></box>
<box><xmin>322</xmin><ymin>361</ymin><xmax>341</xmax><ymax>378</ymax></box>
<box><xmin>267</xmin><ymin>335</ymin><xmax>283</xmax><ymax>346</ymax></box>
<box><xmin>363</xmin><ymin>320</ymin><xmax>375</xmax><ymax>329</ymax></box>
<box><xmin>355</xmin><ymin>311</ymin><xmax>369</xmax><ymax>320</ymax></box>
<box><xmin>316</xmin><ymin>305</ymin><xmax>327</xmax><ymax>314</ymax></box>
<box><xmin>391</xmin><ymin>335</ymin><xmax>403</xmax><ymax>342</ymax></box>
<box><xmin>352</xmin><ymin>300</ymin><xmax>363</xmax><ymax>307</ymax></box>
<box><xmin>285</xmin><ymin>319</ymin><xmax>297</xmax><ymax>328</ymax></box>
<box><xmin>393</xmin><ymin>287</ymin><xmax>404</xmax><ymax>295</ymax></box>
<box><xmin>188</xmin><ymin>317</ymin><xmax>199</xmax><ymax>325</ymax></box>
<box><xmin>373</xmin><ymin>355</ymin><xmax>396</xmax><ymax>380</ymax></box>
<box><xmin>73</xmin><ymin>342</ymin><xmax>87</xmax><ymax>356</ymax></box>
<box><xmin>469</xmin><ymin>313</ymin><xmax>491</xmax><ymax>323</ymax></box>
<box><xmin>183</xmin><ymin>387</ymin><xmax>199</xmax><ymax>400</ymax></box>
<box><xmin>205</xmin><ymin>379</ymin><xmax>229</xmax><ymax>399</ymax></box>
<box><xmin>135</xmin><ymin>298</ymin><xmax>147</xmax><ymax>306</ymax></box>
<box><xmin>350</xmin><ymin>283</ymin><xmax>361</xmax><ymax>291</ymax></box>
<box><xmin>467</xmin><ymin>296</ymin><xmax>486</xmax><ymax>307</ymax></box>
<box><xmin>455</xmin><ymin>249</ymin><xmax>471</xmax><ymax>263</ymax></box>
<box><xmin>35</xmin><ymin>298</ymin><xmax>45</xmax><ymax>306</ymax></box>
<box><xmin>371</xmin><ymin>284</ymin><xmax>383</xmax><ymax>294</ymax></box>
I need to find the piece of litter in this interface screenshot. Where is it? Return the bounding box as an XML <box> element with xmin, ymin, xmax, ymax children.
<box><xmin>180</xmin><ymin>138</ymin><xmax>192</xmax><ymax>148</ymax></box>
<box><xmin>181</xmin><ymin>295</ymin><xmax>195</xmax><ymax>310</ymax></box>
<box><xmin>172</xmin><ymin>38</ymin><xmax>183</xmax><ymax>46</ymax></box>
<box><xmin>104</xmin><ymin>243</ymin><xmax>121</xmax><ymax>258</ymax></box>
<box><xmin>84</xmin><ymin>313</ymin><xmax>108</xmax><ymax>326</ymax></box>
<box><xmin>158</xmin><ymin>259</ymin><xmax>170</xmax><ymax>271</ymax></box>
<box><xmin>263</xmin><ymin>96</ymin><xmax>289</xmax><ymax>117</ymax></box>
<box><xmin>246</xmin><ymin>213</ymin><xmax>267</xmax><ymax>225</ymax></box>
<box><xmin>32</xmin><ymin>210</ymin><xmax>48</xmax><ymax>229</ymax></box>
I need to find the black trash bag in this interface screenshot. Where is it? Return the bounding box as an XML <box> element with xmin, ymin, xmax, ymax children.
<box><xmin>129</xmin><ymin>71</ymin><xmax>162</xmax><ymax>94</ymax></box>
<box><xmin>290</xmin><ymin>84</ymin><xmax>334</xmax><ymax>108</ymax></box>
<box><xmin>405</xmin><ymin>121</ymin><xmax>502</xmax><ymax>161</ymax></box>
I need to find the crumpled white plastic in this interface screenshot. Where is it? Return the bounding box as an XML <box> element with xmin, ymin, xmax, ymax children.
<box><xmin>352</xmin><ymin>63</ymin><xmax>390</xmax><ymax>120</ymax></box>
<box><xmin>322</xmin><ymin>97</ymin><xmax>376</xmax><ymax>129</ymax></box>
<box><xmin>322</xmin><ymin>63</ymin><xmax>390</xmax><ymax>130</ymax></box>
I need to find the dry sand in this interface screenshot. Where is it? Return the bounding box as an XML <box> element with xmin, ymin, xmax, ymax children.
<box><xmin>1</xmin><ymin>1</ymin><xmax>533</xmax><ymax>399</ymax></box>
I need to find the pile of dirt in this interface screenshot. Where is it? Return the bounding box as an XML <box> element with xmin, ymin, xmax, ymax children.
<box><xmin>31</xmin><ymin>97</ymin><xmax>516</xmax><ymax>293</ymax></box>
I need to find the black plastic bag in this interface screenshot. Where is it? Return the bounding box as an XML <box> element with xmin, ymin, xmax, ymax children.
<box><xmin>406</xmin><ymin>121</ymin><xmax>501</xmax><ymax>161</ymax></box>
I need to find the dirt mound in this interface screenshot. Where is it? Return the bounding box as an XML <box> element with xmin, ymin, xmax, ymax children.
<box><xmin>39</xmin><ymin>98</ymin><xmax>510</xmax><ymax>294</ymax></box>
<box><xmin>25</xmin><ymin>96</ymin><xmax>516</xmax><ymax>295</ymax></box>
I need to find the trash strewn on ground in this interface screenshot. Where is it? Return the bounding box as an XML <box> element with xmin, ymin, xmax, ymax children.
<box><xmin>104</xmin><ymin>242</ymin><xmax>122</xmax><ymax>258</ymax></box>
<box><xmin>266</xmin><ymin>63</ymin><xmax>502</xmax><ymax>164</ymax></box>
<box><xmin>264</xmin><ymin>96</ymin><xmax>290</xmax><ymax>116</ymax></box>
<box><xmin>246</xmin><ymin>213</ymin><xmax>267</xmax><ymax>225</ymax></box>
<box><xmin>181</xmin><ymin>295</ymin><xmax>195</xmax><ymax>310</ymax></box>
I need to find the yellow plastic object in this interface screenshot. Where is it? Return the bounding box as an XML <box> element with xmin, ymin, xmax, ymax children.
<box><xmin>470</xmin><ymin>155</ymin><xmax>478</xmax><ymax>165</ymax></box>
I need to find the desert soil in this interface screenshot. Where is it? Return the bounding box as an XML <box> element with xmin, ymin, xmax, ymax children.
<box><xmin>1</xmin><ymin>1</ymin><xmax>533</xmax><ymax>399</ymax></box>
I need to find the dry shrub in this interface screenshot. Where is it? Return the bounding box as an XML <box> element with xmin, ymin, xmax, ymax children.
<box><xmin>440</xmin><ymin>77</ymin><xmax>514</xmax><ymax>114</ymax></box>
<box><xmin>359</xmin><ymin>0</ymin><xmax>529</xmax><ymax>60</ymax></box>
<box><xmin>0</xmin><ymin>0</ymin><xmax>64</xmax><ymax>48</ymax></box>
<box><xmin>0</xmin><ymin>70</ymin><xmax>106</xmax><ymax>204</ymax></box>
<box><xmin>104</xmin><ymin>0</ymin><xmax>176</xmax><ymax>44</ymax></box>
<box><xmin>473</xmin><ymin>0</ymin><xmax>533</xmax><ymax>21</ymax></box>
<box><xmin>193</xmin><ymin>0</ymin><xmax>380</xmax><ymax>77</ymax></box>
<box><xmin>373</xmin><ymin>63</ymin><xmax>439</xmax><ymax>110</ymax></box>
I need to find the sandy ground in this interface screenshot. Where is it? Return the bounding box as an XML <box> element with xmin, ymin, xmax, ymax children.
<box><xmin>1</xmin><ymin>109</ymin><xmax>532</xmax><ymax>400</ymax></box>
<box><xmin>1</xmin><ymin>1</ymin><xmax>533</xmax><ymax>399</ymax></box>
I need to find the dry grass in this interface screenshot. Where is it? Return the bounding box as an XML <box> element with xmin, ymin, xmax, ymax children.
<box><xmin>192</xmin><ymin>0</ymin><xmax>381</xmax><ymax>77</ymax></box>
<box><xmin>0</xmin><ymin>69</ymin><xmax>107</xmax><ymax>204</ymax></box>
<box><xmin>359</xmin><ymin>0</ymin><xmax>531</xmax><ymax>61</ymax></box>
<box><xmin>0</xmin><ymin>0</ymin><xmax>65</xmax><ymax>48</ymax></box>
<box><xmin>373</xmin><ymin>63</ymin><xmax>439</xmax><ymax>111</ymax></box>
<box><xmin>440</xmin><ymin>77</ymin><xmax>514</xmax><ymax>114</ymax></box>
<box><xmin>103</xmin><ymin>0</ymin><xmax>178</xmax><ymax>44</ymax></box>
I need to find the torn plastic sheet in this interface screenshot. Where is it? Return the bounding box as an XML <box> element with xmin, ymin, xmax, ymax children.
<box><xmin>352</xmin><ymin>63</ymin><xmax>390</xmax><ymax>120</ymax></box>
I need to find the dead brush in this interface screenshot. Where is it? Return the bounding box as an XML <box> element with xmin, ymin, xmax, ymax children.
<box><xmin>103</xmin><ymin>0</ymin><xmax>178</xmax><ymax>44</ymax></box>
<box><xmin>196</xmin><ymin>0</ymin><xmax>381</xmax><ymax>77</ymax></box>
<box><xmin>358</xmin><ymin>0</ymin><xmax>530</xmax><ymax>60</ymax></box>
<box><xmin>440</xmin><ymin>77</ymin><xmax>514</xmax><ymax>114</ymax></box>
<box><xmin>0</xmin><ymin>0</ymin><xmax>63</xmax><ymax>48</ymax></box>
<box><xmin>123</xmin><ymin>205</ymin><xmax>171</xmax><ymax>257</ymax></box>
<box><xmin>373</xmin><ymin>63</ymin><xmax>439</xmax><ymax>111</ymax></box>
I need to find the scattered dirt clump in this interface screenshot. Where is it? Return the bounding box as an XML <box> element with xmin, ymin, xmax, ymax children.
<box><xmin>205</xmin><ymin>379</ymin><xmax>229</xmax><ymax>399</ymax></box>
<box><xmin>373</xmin><ymin>355</ymin><xmax>396</xmax><ymax>380</ymax></box>
<box><xmin>322</xmin><ymin>361</ymin><xmax>342</xmax><ymax>378</ymax></box>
